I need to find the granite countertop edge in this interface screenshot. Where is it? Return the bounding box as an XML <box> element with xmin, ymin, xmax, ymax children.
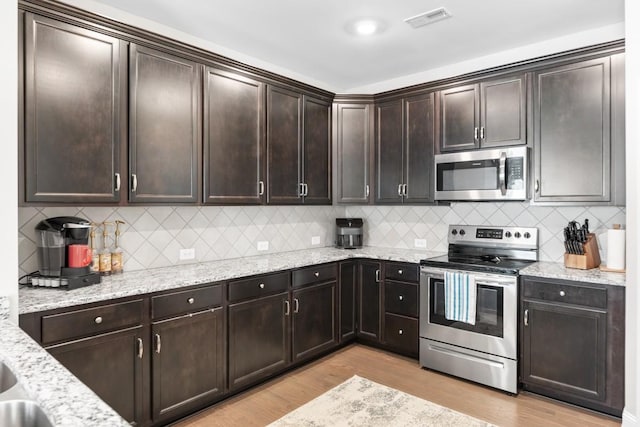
<box><xmin>520</xmin><ymin>261</ymin><xmax>626</xmax><ymax>287</ymax></box>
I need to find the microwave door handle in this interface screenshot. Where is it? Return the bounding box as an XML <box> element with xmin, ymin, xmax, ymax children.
<box><xmin>499</xmin><ymin>152</ymin><xmax>507</xmax><ymax>195</ymax></box>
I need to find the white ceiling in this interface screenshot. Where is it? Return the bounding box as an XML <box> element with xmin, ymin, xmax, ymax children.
<box><xmin>77</xmin><ymin>0</ymin><xmax>624</xmax><ymax>92</ymax></box>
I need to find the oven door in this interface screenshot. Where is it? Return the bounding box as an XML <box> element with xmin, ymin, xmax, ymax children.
<box><xmin>420</xmin><ymin>267</ymin><xmax>517</xmax><ymax>359</ymax></box>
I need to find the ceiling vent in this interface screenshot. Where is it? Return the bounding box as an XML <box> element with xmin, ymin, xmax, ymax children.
<box><xmin>404</xmin><ymin>7</ymin><xmax>452</xmax><ymax>29</ymax></box>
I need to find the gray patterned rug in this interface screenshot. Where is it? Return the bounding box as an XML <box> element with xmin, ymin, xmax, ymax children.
<box><xmin>268</xmin><ymin>375</ymin><xmax>494</xmax><ymax>427</ymax></box>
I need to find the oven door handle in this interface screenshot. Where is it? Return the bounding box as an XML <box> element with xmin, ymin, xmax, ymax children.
<box><xmin>499</xmin><ymin>151</ymin><xmax>507</xmax><ymax>195</ymax></box>
<box><xmin>421</xmin><ymin>271</ymin><xmax>516</xmax><ymax>287</ymax></box>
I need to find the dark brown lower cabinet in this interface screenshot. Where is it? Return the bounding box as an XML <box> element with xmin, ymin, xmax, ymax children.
<box><xmin>358</xmin><ymin>261</ymin><xmax>382</xmax><ymax>342</ymax></box>
<box><xmin>339</xmin><ymin>261</ymin><xmax>357</xmax><ymax>342</ymax></box>
<box><xmin>151</xmin><ymin>308</ymin><xmax>225</xmax><ymax>425</ymax></box>
<box><xmin>292</xmin><ymin>281</ymin><xmax>338</xmax><ymax>362</ymax></box>
<box><xmin>383</xmin><ymin>313</ymin><xmax>418</xmax><ymax>357</ymax></box>
<box><xmin>227</xmin><ymin>292</ymin><xmax>290</xmax><ymax>391</ymax></box>
<box><xmin>47</xmin><ymin>326</ymin><xmax>148</xmax><ymax>426</ymax></box>
<box><xmin>520</xmin><ymin>276</ymin><xmax>624</xmax><ymax>417</ymax></box>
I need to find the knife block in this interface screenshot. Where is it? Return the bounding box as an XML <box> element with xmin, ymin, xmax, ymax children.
<box><xmin>564</xmin><ymin>233</ymin><xmax>601</xmax><ymax>270</ymax></box>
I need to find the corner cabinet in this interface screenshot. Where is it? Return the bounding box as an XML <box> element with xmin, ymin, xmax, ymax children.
<box><xmin>267</xmin><ymin>86</ymin><xmax>331</xmax><ymax>205</ymax></box>
<box><xmin>358</xmin><ymin>260</ymin><xmax>382</xmax><ymax>342</ymax></box>
<box><xmin>129</xmin><ymin>44</ymin><xmax>200</xmax><ymax>203</ymax></box>
<box><xmin>520</xmin><ymin>276</ymin><xmax>624</xmax><ymax>417</ymax></box>
<box><xmin>22</xmin><ymin>13</ymin><xmax>126</xmax><ymax>203</ymax></box>
<box><xmin>532</xmin><ymin>54</ymin><xmax>625</xmax><ymax>205</ymax></box>
<box><xmin>375</xmin><ymin>93</ymin><xmax>435</xmax><ymax>204</ymax></box>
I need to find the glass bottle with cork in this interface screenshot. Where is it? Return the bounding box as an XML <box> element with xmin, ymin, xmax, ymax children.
<box><xmin>98</xmin><ymin>221</ymin><xmax>112</xmax><ymax>275</ymax></box>
<box><xmin>111</xmin><ymin>220</ymin><xmax>125</xmax><ymax>274</ymax></box>
<box><xmin>89</xmin><ymin>222</ymin><xmax>100</xmax><ymax>273</ymax></box>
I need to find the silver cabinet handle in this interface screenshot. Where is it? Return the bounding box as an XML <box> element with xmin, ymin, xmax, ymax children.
<box><xmin>398</xmin><ymin>269</ymin><xmax>403</xmax><ymax>275</ymax></box>
<box><xmin>137</xmin><ymin>338</ymin><xmax>144</xmax><ymax>359</ymax></box>
<box><xmin>398</xmin><ymin>329</ymin><xmax>403</xmax><ymax>335</ymax></box>
<box><xmin>403</xmin><ymin>184</ymin><xmax>408</xmax><ymax>197</ymax></box>
<box><xmin>299</xmin><ymin>183</ymin><xmax>304</xmax><ymax>197</ymax></box>
<box><xmin>258</xmin><ymin>180</ymin><xmax>265</xmax><ymax>196</ymax></box>
<box><xmin>559</xmin><ymin>290</ymin><xmax>566</xmax><ymax>297</ymax></box>
<box><xmin>284</xmin><ymin>300</ymin><xmax>290</xmax><ymax>316</ymax></box>
<box><xmin>397</xmin><ymin>184</ymin><xmax>403</xmax><ymax>196</ymax></box>
<box><xmin>480</xmin><ymin>126</ymin><xmax>485</xmax><ymax>140</ymax></box>
<box><xmin>294</xmin><ymin>298</ymin><xmax>300</xmax><ymax>313</ymax></box>
<box><xmin>314</xmin><ymin>271</ymin><xmax>320</xmax><ymax>277</ymax></box>
<box><xmin>115</xmin><ymin>173</ymin><xmax>121</xmax><ymax>192</ymax></box>
<box><xmin>155</xmin><ymin>333</ymin><xmax>161</xmax><ymax>354</ymax></box>
<box><xmin>375</xmin><ymin>269</ymin><xmax>380</xmax><ymax>283</ymax></box>
<box><xmin>535</xmin><ymin>180</ymin><xmax>540</xmax><ymax>193</ymax></box>
<box><xmin>94</xmin><ymin>316</ymin><xmax>103</xmax><ymax>324</ymax></box>
<box><xmin>398</xmin><ymin>295</ymin><xmax>404</xmax><ymax>301</ymax></box>
<box><xmin>187</xmin><ymin>297</ymin><xmax>195</xmax><ymax>304</ymax></box>
<box><xmin>131</xmin><ymin>174</ymin><xmax>138</xmax><ymax>192</ymax></box>
<box><xmin>259</xmin><ymin>283</ymin><xmax>265</xmax><ymax>289</ymax></box>
<box><xmin>524</xmin><ymin>309</ymin><xmax>529</xmax><ymax>326</ymax></box>
<box><xmin>303</xmin><ymin>183</ymin><xmax>309</xmax><ymax>196</ymax></box>
<box><xmin>365</xmin><ymin>184</ymin><xmax>370</xmax><ymax>198</ymax></box>
<box><xmin>474</xmin><ymin>127</ymin><xmax>479</xmax><ymax>141</ymax></box>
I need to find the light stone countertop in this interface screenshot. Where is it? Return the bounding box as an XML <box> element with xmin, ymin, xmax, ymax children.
<box><xmin>520</xmin><ymin>261</ymin><xmax>626</xmax><ymax>287</ymax></box>
<box><xmin>19</xmin><ymin>246</ymin><xmax>443</xmax><ymax>315</ymax></box>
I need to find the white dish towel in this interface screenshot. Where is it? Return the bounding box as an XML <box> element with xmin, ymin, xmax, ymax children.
<box><xmin>444</xmin><ymin>271</ymin><xmax>477</xmax><ymax>325</ymax></box>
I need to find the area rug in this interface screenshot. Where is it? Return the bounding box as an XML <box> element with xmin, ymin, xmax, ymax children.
<box><xmin>267</xmin><ymin>375</ymin><xmax>495</xmax><ymax>427</ymax></box>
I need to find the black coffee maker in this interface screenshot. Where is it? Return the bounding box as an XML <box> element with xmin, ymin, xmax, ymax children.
<box><xmin>34</xmin><ymin>216</ymin><xmax>101</xmax><ymax>289</ymax></box>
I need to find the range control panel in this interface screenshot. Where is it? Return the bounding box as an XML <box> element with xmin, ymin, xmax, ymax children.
<box><xmin>448</xmin><ymin>225</ymin><xmax>538</xmax><ymax>250</ymax></box>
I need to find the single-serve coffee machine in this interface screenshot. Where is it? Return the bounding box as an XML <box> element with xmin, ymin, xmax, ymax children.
<box><xmin>335</xmin><ymin>218</ymin><xmax>363</xmax><ymax>249</ymax></box>
<box><xmin>34</xmin><ymin>216</ymin><xmax>101</xmax><ymax>289</ymax></box>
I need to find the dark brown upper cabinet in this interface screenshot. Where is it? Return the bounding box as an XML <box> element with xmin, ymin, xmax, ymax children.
<box><xmin>375</xmin><ymin>93</ymin><xmax>435</xmax><ymax>204</ymax></box>
<box><xmin>440</xmin><ymin>75</ymin><xmax>526</xmax><ymax>152</ymax></box>
<box><xmin>204</xmin><ymin>68</ymin><xmax>265</xmax><ymax>204</ymax></box>
<box><xmin>23</xmin><ymin>13</ymin><xmax>126</xmax><ymax>203</ymax></box>
<box><xmin>129</xmin><ymin>45</ymin><xmax>200</xmax><ymax>203</ymax></box>
<box><xmin>267</xmin><ymin>86</ymin><xmax>331</xmax><ymax>205</ymax></box>
<box><xmin>334</xmin><ymin>102</ymin><xmax>372</xmax><ymax>204</ymax></box>
<box><xmin>532</xmin><ymin>55</ymin><xmax>625</xmax><ymax>205</ymax></box>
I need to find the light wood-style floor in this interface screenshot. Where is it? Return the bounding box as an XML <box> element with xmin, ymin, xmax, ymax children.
<box><xmin>174</xmin><ymin>344</ymin><xmax>620</xmax><ymax>427</ymax></box>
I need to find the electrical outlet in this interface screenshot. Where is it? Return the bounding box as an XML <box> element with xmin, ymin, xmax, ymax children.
<box><xmin>257</xmin><ymin>241</ymin><xmax>269</xmax><ymax>251</ymax></box>
<box><xmin>311</xmin><ymin>236</ymin><xmax>321</xmax><ymax>245</ymax></box>
<box><xmin>414</xmin><ymin>239</ymin><xmax>427</xmax><ymax>248</ymax></box>
<box><xmin>179</xmin><ymin>248</ymin><xmax>195</xmax><ymax>260</ymax></box>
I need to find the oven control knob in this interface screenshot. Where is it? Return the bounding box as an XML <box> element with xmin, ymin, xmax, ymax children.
<box><xmin>459</xmin><ymin>229</ymin><xmax>466</xmax><ymax>236</ymax></box>
<box><xmin>505</xmin><ymin>231</ymin><xmax>512</xmax><ymax>238</ymax></box>
<box><xmin>451</xmin><ymin>229</ymin><xmax>458</xmax><ymax>236</ymax></box>
<box><xmin>514</xmin><ymin>232</ymin><xmax>521</xmax><ymax>238</ymax></box>
<box><xmin>524</xmin><ymin>232</ymin><xmax>531</xmax><ymax>239</ymax></box>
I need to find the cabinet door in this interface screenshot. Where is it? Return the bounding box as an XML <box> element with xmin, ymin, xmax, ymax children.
<box><xmin>480</xmin><ymin>75</ymin><xmax>527</xmax><ymax>148</ymax></box>
<box><xmin>24</xmin><ymin>13</ymin><xmax>125</xmax><ymax>203</ymax></box>
<box><xmin>404</xmin><ymin>93</ymin><xmax>435</xmax><ymax>203</ymax></box>
<box><xmin>228</xmin><ymin>292</ymin><xmax>290</xmax><ymax>391</ymax></box>
<box><xmin>375</xmin><ymin>100</ymin><xmax>404</xmax><ymax>203</ymax></box>
<box><xmin>358</xmin><ymin>261</ymin><xmax>381</xmax><ymax>341</ymax></box>
<box><xmin>533</xmin><ymin>58</ymin><xmax>611</xmax><ymax>203</ymax></box>
<box><xmin>129</xmin><ymin>45</ymin><xmax>199</xmax><ymax>203</ymax></box>
<box><xmin>440</xmin><ymin>84</ymin><xmax>479</xmax><ymax>152</ymax></box>
<box><xmin>292</xmin><ymin>281</ymin><xmax>338</xmax><ymax>362</ymax></box>
<box><xmin>335</xmin><ymin>103</ymin><xmax>371</xmax><ymax>204</ymax></box>
<box><xmin>47</xmin><ymin>327</ymin><xmax>147</xmax><ymax>425</ymax></box>
<box><xmin>302</xmin><ymin>96</ymin><xmax>331</xmax><ymax>204</ymax></box>
<box><xmin>521</xmin><ymin>300</ymin><xmax>606</xmax><ymax>402</ymax></box>
<box><xmin>339</xmin><ymin>261</ymin><xmax>357</xmax><ymax>342</ymax></box>
<box><xmin>267</xmin><ymin>85</ymin><xmax>302</xmax><ymax>204</ymax></box>
<box><xmin>205</xmin><ymin>68</ymin><xmax>265</xmax><ymax>204</ymax></box>
<box><xmin>151</xmin><ymin>308</ymin><xmax>224</xmax><ymax>424</ymax></box>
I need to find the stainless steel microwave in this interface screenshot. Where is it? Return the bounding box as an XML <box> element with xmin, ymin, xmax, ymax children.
<box><xmin>434</xmin><ymin>146</ymin><xmax>528</xmax><ymax>201</ymax></box>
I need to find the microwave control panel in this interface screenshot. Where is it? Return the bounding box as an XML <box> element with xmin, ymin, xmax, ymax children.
<box><xmin>506</xmin><ymin>158</ymin><xmax>524</xmax><ymax>190</ymax></box>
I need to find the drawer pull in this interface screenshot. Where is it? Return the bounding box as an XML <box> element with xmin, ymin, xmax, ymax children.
<box><xmin>398</xmin><ymin>329</ymin><xmax>403</xmax><ymax>335</ymax></box>
<box><xmin>398</xmin><ymin>269</ymin><xmax>403</xmax><ymax>275</ymax></box>
<box><xmin>398</xmin><ymin>295</ymin><xmax>404</xmax><ymax>301</ymax></box>
<box><xmin>259</xmin><ymin>283</ymin><xmax>265</xmax><ymax>289</ymax></box>
<box><xmin>187</xmin><ymin>297</ymin><xmax>195</xmax><ymax>304</ymax></box>
<box><xmin>94</xmin><ymin>316</ymin><xmax>103</xmax><ymax>324</ymax></box>
<box><xmin>559</xmin><ymin>290</ymin><xmax>566</xmax><ymax>297</ymax></box>
<box><xmin>314</xmin><ymin>272</ymin><xmax>320</xmax><ymax>278</ymax></box>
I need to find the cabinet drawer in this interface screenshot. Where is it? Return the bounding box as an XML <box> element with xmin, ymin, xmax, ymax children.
<box><xmin>384</xmin><ymin>262</ymin><xmax>419</xmax><ymax>283</ymax></box>
<box><xmin>384</xmin><ymin>281</ymin><xmax>418</xmax><ymax>317</ymax></box>
<box><xmin>152</xmin><ymin>284</ymin><xmax>222</xmax><ymax>320</ymax></box>
<box><xmin>522</xmin><ymin>278</ymin><xmax>607</xmax><ymax>309</ymax></box>
<box><xmin>384</xmin><ymin>313</ymin><xmax>418</xmax><ymax>356</ymax></box>
<box><xmin>229</xmin><ymin>272</ymin><xmax>290</xmax><ymax>303</ymax></box>
<box><xmin>292</xmin><ymin>263</ymin><xmax>337</xmax><ymax>288</ymax></box>
<box><xmin>42</xmin><ymin>299</ymin><xmax>145</xmax><ymax>345</ymax></box>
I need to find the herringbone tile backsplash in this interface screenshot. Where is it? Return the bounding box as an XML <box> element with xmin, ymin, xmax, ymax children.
<box><xmin>18</xmin><ymin>203</ymin><xmax>625</xmax><ymax>276</ymax></box>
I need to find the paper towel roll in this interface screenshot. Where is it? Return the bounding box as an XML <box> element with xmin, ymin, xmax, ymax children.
<box><xmin>607</xmin><ymin>228</ymin><xmax>626</xmax><ymax>270</ymax></box>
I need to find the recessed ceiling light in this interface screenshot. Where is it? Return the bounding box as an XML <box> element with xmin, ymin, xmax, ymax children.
<box><xmin>404</xmin><ymin>7</ymin><xmax>452</xmax><ymax>29</ymax></box>
<box><xmin>345</xmin><ymin>18</ymin><xmax>387</xmax><ymax>36</ymax></box>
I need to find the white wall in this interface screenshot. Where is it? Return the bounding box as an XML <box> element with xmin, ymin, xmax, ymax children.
<box><xmin>624</xmin><ymin>0</ymin><xmax>639</xmax><ymax>425</ymax></box>
<box><xmin>1</xmin><ymin>1</ymin><xmax>18</xmax><ymax>321</ymax></box>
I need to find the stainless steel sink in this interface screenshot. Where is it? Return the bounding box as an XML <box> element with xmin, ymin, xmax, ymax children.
<box><xmin>0</xmin><ymin>362</ymin><xmax>18</xmax><ymax>393</ymax></box>
<box><xmin>0</xmin><ymin>400</ymin><xmax>54</xmax><ymax>427</ymax></box>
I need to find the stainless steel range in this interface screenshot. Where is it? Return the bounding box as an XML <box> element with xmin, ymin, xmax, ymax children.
<box><xmin>419</xmin><ymin>224</ymin><xmax>538</xmax><ymax>394</ymax></box>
